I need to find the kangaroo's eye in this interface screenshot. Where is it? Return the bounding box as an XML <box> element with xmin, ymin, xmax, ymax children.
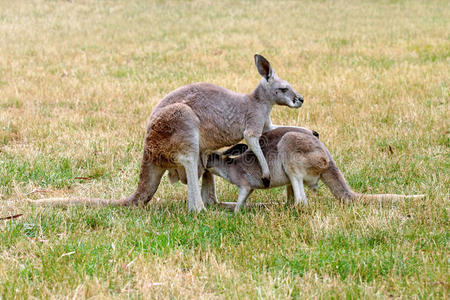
<box><xmin>279</xmin><ymin>88</ymin><xmax>288</xmax><ymax>93</ymax></box>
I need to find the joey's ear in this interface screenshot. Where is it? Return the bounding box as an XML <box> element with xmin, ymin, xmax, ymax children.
<box><xmin>254</xmin><ymin>54</ymin><xmax>273</xmax><ymax>81</ymax></box>
<box><xmin>205</xmin><ymin>152</ymin><xmax>220</xmax><ymax>168</ymax></box>
<box><xmin>221</xmin><ymin>143</ymin><xmax>249</xmax><ymax>156</ymax></box>
<box><xmin>201</xmin><ymin>152</ymin><xmax>212</xmax><ymax>169</ymax></box>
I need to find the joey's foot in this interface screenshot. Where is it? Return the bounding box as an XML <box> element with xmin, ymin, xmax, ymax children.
<box><xmin>202</xmin><ymin>195</ymin><xmax>219</xmax><ymax>206</ymax></box>
<box><xmin>262</xmin><ymin>176</ymin><xmax>271</xmax><ymax>188</ymax></box>
<box><xmin>309</xmin><ymin>183</ymin><xmax>318</xmax><ymax>193</ymax></box>
<box><xmin>219</xmin><ymin>202</ymin><xmax>237</xmax><ymax>211</ymax></box>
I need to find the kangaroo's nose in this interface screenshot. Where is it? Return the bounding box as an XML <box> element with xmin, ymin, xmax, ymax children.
<box><xmin>296</xmin><ymin>95</ymin><xmax>304</xmax><ymax>103</ymax></box>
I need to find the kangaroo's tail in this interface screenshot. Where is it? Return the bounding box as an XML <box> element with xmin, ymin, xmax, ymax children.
<box><xmin>27</xmin><ymin>197</ymin><xmax>130</xmax><ymax>207</ymax></box>
<box><xmin>353</xmin><ymin>193</ymin><xmax>425</xmax><ymax>202</ymax></box>
<box><xmin>320</xmin><ymin>155</ymin><xmax>425</xmax><ymax>203</ymax></box>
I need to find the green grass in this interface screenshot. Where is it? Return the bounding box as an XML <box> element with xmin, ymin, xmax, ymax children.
<box><xmin>1</xmin><ymin>202</ymin><xmax>447</xmax><ymax>298</ymax></box>
<box><xmin>1</xmin><ymin>0</ymin><xmax>449</xmax><ymax>298</ymax></box>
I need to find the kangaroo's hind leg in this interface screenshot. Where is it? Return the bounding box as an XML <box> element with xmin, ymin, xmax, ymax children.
<box><xmin>178</xmin><ymin>153</ymin><xmax>206</xmax><ymax>212</ymax></box>
<box><xmin>124</xmin><ymin>155</ymin><xmax>165</xmax><ymax>206</ymax></box>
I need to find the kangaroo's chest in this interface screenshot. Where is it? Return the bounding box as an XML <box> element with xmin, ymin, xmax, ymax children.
<box><xmin>193</xmin><ymin>102</ymin><xmax>248</xmax><ymax>150</ymax></box>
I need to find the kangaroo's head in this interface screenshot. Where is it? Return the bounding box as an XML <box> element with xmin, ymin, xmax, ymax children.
<box><xmin>254</xmin><ymin>54</ymin><xmax>304</xmax><ymax>108</ymax></box>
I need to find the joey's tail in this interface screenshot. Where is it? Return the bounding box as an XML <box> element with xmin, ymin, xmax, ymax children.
<box><xmin>27</xmin><ymin>197</ymin><xmax>131</xmax><ymax>207</ymax></box>
<box><xmin>320</xmin><ymin>158</ymin><xmax>425</xmax><ymax>203</ymax></box>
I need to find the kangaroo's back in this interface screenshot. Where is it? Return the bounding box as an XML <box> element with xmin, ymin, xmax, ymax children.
<box><xmin>150</xmin><ymin>83</ymin><xmax>248</xmax><ymax>150</ymax></box>
<box><xmin>153</xmin><ymin>83</ymin><xmax>244</xmax><ymax>112</ymax></box>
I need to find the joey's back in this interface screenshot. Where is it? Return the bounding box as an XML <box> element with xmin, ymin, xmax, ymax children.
<box><xmin>208</xmin><ymin>126</ymin><xmax>425</xmax><ymax>212</ymax></box>
<box><xmin>211</xmin><ymin>127</ymin><xmax>328</xmax><ymax>189</ymax></box>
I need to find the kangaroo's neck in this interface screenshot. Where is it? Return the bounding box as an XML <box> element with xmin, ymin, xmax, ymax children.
<box><xmin>249</xmin><ymin>80</ymin><xmax>274</xmax><ymax>107</ymax></box>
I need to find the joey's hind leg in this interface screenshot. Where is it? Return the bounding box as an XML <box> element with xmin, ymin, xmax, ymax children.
<box><xmin>286</xmin><ymin>185</ymin><xmax>294</xmax><ymax>205</ymax></box>
<box><xmin>178</xmin><ymin>154</ymin><xmax>206</xmax><ymax>212</ymax></box>
<box><xmin>125</xmin><ymin>158</ymin><xmax>165</xmax><ymax>206</ymax></box>
<box><xmin>235</xmin><ymin>187</ymin><xmax>253</xmax><ymax>213</ymax></box>
<box><xmin>308</xmin><ymin>182</ymin><xmax>319</xmax><ymax>192</ymax></box>
<box><xmin>305</xmin><ymin>177</ymin><xmax>319</xmax><ymax>193</ymax></box>
<box><xmin>201</xmin><ymin>171</ymin><xmax>218</xmax><ymax>205</ymax></box>
<box><xmin>288</xmin><ymin>175</ymin><xmax>308</xmax><ymax>206</ymax></box>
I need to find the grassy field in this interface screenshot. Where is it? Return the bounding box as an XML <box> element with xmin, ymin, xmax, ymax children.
<box><xmin>0</xmin><ymin>0</ymin><xmax>449</xmax><ymax>298</ymax></box>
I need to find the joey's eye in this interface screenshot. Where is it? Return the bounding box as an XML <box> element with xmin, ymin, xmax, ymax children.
<box><xmin>278</xmin><ymin>88</ymin><xmax>288</xmax><ymax>93</ymax></box>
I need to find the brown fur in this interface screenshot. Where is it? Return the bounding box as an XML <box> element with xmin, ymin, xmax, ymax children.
<box><xmin>145</xmin><ymin>103</ymin><xmax>199</xmax><ymax>168</ymax></box>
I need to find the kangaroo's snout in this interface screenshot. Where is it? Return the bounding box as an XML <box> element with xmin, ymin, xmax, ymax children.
<box><xmin>293</xmin><ymin>95</ymin><xmax>304</xmax><ymax>107</ymax></box>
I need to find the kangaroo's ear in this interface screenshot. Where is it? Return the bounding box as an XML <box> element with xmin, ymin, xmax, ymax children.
<box><xmin>254</xmin><ymin>54</ymin><xmax>273</xmax><ymax>81</ymax></box>
<box><xmin>221</xmin><ymin>143</ymin><xmax>249</xmax><ymax>156</ymax></box>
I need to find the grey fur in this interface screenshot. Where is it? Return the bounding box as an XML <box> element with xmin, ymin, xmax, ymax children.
<box><xmin>206</xmin><ymin>127</ymin><xmax>425</xmax><ymax>212</ymax></box>
<box><xmin>33</xmin><ymin>55</ymin><xmax>304</xmax><ymax>212</ymax></box>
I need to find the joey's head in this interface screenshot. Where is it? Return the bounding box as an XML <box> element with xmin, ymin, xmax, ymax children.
<box><xmin>205</xmin><ymin>152</ymin><xmax>232</xmax><ymax>177</ymax></box>
<box><xmin>205</xmin><ymin>144</ymin><xmax>249</xmax><ymax>174</ymax></box>
<box><xmin>205</xmin><ymin>152</ymin><xmax>222</xmax><ymax>172</ymax></box>
<box><xmin>254</xmin><ymin>54</ymin><xmax>304</xmax><ymax>108</ymax></box>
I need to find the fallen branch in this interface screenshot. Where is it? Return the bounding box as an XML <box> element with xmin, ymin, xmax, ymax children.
<box><xmin>0</xmin><ymin>214</ymin><xmax>23</xmax><ymax>220</ymax></box>
<box><xmin>219</xmin><ymin>202</ymin><xmax>281</xmax><ymax>210</ymax></box>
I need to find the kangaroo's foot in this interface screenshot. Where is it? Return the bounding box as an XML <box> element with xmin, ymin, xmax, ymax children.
<box><xmin>286</xmin><ymin>185</ymin><xmax>294</xmax><ymax>205</ymax></box>
<box><xmin>124</xmin><ymin>157</ymin><xmax>165</xmax><ymax>207</ymax></box>
<box><xmin>121</xmin><ymin>193</ymin><xmax>147</xmax><ymax>207</ymax></box>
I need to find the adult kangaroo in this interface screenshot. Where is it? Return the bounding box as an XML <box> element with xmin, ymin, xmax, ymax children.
<box><xmin>33</xmin><ymin>55</ymin><xmax>304</xmax><ymax>212</ymax></box>
<box><xmin>126</xmin><ymin>55</ymin><xmax>303</xmax><ymax>212</ymax></box>
<box><xmin>205</xmin><ymin>127</ymin><xmax>425</xmax><ymax>213</ymax></box>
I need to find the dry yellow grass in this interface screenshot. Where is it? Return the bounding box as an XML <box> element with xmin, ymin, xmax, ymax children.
<box><xmin>0</xmin><ymin>0</ymin><xmax>449</xmax><ymax>298</ymax></box>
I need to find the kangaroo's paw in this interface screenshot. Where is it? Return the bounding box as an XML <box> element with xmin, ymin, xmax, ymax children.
<box><xmin>188</xmin><ymin>200</ymin><xmax>206</xmax><ymax>213</ymax></box>
<box><xmin>262</xmin><ymin>176</ymin><xmax>271</xmax><ymax>188</ymax></box>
